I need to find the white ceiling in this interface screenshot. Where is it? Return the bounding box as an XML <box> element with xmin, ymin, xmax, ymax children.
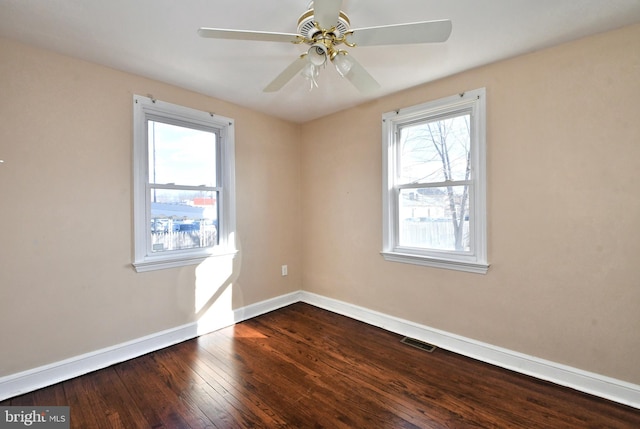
<box><xmin>1</xmin><ymin>0</ymin><xmax>640</xmax><ymax>123</ymax></box>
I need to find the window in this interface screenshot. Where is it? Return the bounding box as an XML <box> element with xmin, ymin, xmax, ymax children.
<box><xmin>381</xmin><ymin>89</ymin><xmax>488</xmax><ymax>273</ymax></box>
<box><xmin>132</xmin><ymin>95</ymin><xmax>236</xmax><ymax>272</ymax></box>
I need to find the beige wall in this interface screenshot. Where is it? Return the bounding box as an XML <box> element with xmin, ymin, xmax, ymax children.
<box><xmin>301</xmin><ymin>24</ymin><xmax>640</xmax><ymax>384</ymax></box>
<box><xmin>0</xmin><ymin>38</ymin><xmax>302</xmax><ymax>376</ymax></box>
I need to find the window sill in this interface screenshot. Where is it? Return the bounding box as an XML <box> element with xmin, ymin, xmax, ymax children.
<box><xmin>133</xmin><ymin>249</ymin><xmax>238</xmax><ymax>273</ymax></box>
<box><xmin>380</xmin><ymin>251</ymin><xmax>489</xmax><ymax>274</ymax></box>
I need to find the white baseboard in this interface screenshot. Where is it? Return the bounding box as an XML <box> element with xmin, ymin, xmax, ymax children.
<box><xmin>2</xmin><ymin>289</ymin><xmax>639</xmax><ymax>410</ymax></box>
<box><xmin>0</xmin><ymin>291</ymin><xmax>301</xmax><ymax>402</ymax></box>
<box><xmin>298</xmin><ymin>291</ymin><xmax>640</xmax><ymax>410</ymax></box>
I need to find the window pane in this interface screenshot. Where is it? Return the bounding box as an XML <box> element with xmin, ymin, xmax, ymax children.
<box><xmin>399</xmin><ymin>114</ymin><xmax>470</xmax><ymax>184</ymax></box>
<box><xmin>148</xmin><ymin>121</ymin><xmax>217</xmax><ymax>186</ymax></box>
<box><xmin>399</xmin><ymin>186</ymin><xmax>470</xmax><ymax>252</ymax></box>
<box><xmin>150</xmin><ymin>189</ymin><xmax>218</xmax><ymax>252</ymax></box>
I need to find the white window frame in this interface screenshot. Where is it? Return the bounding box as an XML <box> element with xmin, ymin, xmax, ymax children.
<box><xmin>381</xmin><ymin>88</ymin><xmax>488</xmax><ymax>274</ymax></box>
<box><xmin>132</xmin><ymin>95</ymin><xmax>237</xmax><ymax>272</ymax></box>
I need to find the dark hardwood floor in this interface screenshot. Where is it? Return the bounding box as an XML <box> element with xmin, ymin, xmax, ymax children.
<box><xmin>3</xmin><ymin>302</ymin><xmax>639</xmax><ymax>428</ymax></box>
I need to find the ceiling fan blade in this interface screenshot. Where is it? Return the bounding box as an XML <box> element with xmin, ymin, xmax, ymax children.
<box><xmin>333</xmin><ymin>54</ymin><xmax>380</xmax><ymax>94</ymax></box>
<box><xmin>198</xmin><ymin>28</ymin><xmax>300</xmax><ymax>43</ymax></box>
<box><xmin>264</xmin><ymin>56</ymin><xmax>308</xmax><ymax>92</ymax></box>
<box><xmin>313</xmin><ymin>0</ymin><xmax>343</xmax><ymax>30</ymax></box>
<box><xmin>348</xmin><ymin>20</ymin><xmax>452</xmax><ymax>46</ymax></box>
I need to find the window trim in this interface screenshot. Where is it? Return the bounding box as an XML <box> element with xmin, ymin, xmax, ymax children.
<box><xmin>132</xmin><ymin>95</ymin><xmax>237</xmax><ymax>272</ymax></box>
<box><xmin>381</xmin><ymin>89</ymin><xmax>488</xmax><ymax>274</ymax></box>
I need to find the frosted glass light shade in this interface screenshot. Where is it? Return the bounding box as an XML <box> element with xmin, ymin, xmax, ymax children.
<box><xmin>307</xmin><ymin>44</ymin><xmax>328</xmax><ymax>66</ymax></box>
<box><xmin>333</xmin><ymin>52</ymin><xmax>354</xmax><ymax>77</ymax></box>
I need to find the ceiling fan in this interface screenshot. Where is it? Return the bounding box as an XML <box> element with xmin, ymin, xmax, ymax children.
<box><xmin>198</xmin><ymin>0</ymin><xmax>452</xmax><ymax>93</ymax></box>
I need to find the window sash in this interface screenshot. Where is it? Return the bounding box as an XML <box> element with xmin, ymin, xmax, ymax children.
<box><xmin>147</xmin><ymin>118</ymin><xmax>220</xmax><ymax>187</ymax></box>
<box><xmin>395</xmin><ymin>184</ymin><xmax>474</xmax><ymax>254</ymax></box>
<box><xmin>146</xmin><ymin>186</ymin><xmax>221</xmax><ymax>254</ymax></box>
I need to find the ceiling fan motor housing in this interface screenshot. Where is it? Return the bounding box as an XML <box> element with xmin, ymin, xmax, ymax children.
<box><xmin>297</xmin><ymin>8</ymin><xmax>351</xmax><ymax>39</ymax></box>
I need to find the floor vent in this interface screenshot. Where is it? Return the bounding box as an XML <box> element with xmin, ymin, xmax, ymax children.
<box><xmin>401</xmin><ymin>337</ymin><xmax>437</xmax><ymax>353</ymax></box>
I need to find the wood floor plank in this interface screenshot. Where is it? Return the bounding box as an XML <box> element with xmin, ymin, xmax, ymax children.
<box><xmin>84</xmin><ymin>365</ymin><xmax>151</xmax><ymax>428</ymax></box>
<box><xmin>33</xmin><ymin>383</ymin><xmax>66</xmax><ymax>406</ymax></box>
<box><xmin>62</xmin><ymin>376</ymin><xmax>109</xmax><ymax>428</ymax></box>
<box><xmin>154</xmin><ymin>342</ymin><xmax>262</xmax><ymax>428</ymax></box>
<box><xmin>113</xmin><ymin>353</ymin><xmax>212</xmax><ymax>428</ymax></box>
<box><xmin>188</xmin><ymin>336</ymin><xmax>293</xmax><ymax>427</ymax></box>
<box><xmin>220</xmin><ymin>329</ymin><xmax>361</xmax><ymax>428</ymax></box>
<box><xmin>2</xmin><ymin>302</ymin><xmax>639</xmax><ymax>428</ymax></box>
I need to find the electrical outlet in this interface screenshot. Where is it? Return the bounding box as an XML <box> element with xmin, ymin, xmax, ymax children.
<box><xmin>281</xmin><ymin>265</ymin><xmax>288</xmax><ymax>276</ymax></box>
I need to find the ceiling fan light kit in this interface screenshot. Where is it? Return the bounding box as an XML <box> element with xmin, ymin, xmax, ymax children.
<box><xmin>198</xmin><ymin>0</ymin><xmax>452</xmax><ymax>94</ymax></box>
